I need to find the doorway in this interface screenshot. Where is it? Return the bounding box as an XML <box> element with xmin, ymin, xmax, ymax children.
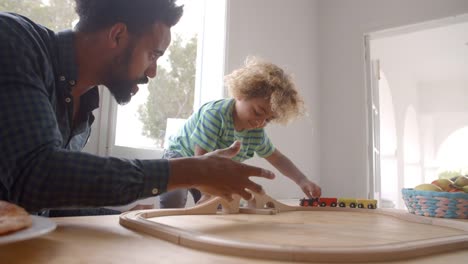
<box><xmin>365</xmin><ymin>14</ymin><xmax>468</xmax><ymax>209</ymax></box>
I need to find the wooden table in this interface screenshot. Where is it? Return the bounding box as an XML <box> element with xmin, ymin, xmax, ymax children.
<box><xmin>0</xmin><ymin>213</ymin><xmax>467</xmax><ymax>264</ymax></box>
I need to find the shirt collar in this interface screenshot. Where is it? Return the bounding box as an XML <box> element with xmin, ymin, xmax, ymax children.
<box><xmin>56</xmin><ymin>29</ymin><xmax>99</xmax><ymax>112</ymax></box>
<box><xmin>56</xmin><ymin>30</ymin><xmax>78</xmax><ymax>89</ymax></box>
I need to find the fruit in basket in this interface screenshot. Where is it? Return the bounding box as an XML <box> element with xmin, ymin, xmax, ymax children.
<box><xmin>453</xmin><ymin>176</ymin><xmax>468</xmax><ymax>187</ymax></box>
<box><xmin>463</xmin><ymin>186</ymin><xmax>468</xmax><ymax>193</ymax></box>
<box><xmin>414</xmin><ymin>184</ymin><xmax>442</xmax><ymax>192</ymax></box>
<box><xmin>449</xmin><ymin>188</ymin><xmax>464</xmax><ymax>193</ymax></box>
<box><xmin>450</xmin><ymin>175</ymin><xmax>459</xmax><ymax>182</ymax></box>
<box><xmin>431</xmin><ymin>179</ymin><xmax>454</xmax><ymax>191</ymax></box>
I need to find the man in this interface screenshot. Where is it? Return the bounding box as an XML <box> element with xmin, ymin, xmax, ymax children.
<box><xmin>0</xmin><ymin>0</ymin><xmax>275</xmax><ymax>215</ymax></box>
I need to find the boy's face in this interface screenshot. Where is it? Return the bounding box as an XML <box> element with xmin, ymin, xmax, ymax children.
<box><xmin>234</xmin><ymin>97</ymin><xmax>276</xmax><ymax>130</ymax></box>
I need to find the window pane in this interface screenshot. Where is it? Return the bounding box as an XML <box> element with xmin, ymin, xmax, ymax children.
<box><xmin>115</xmin><ymin>84</ymin><xmax>158</xmax><ymax>149</ymax></box>
<box><xmin>0</xmin><ymin>0</ymin><xmax>78</xmax><ymax>31</ymax></box>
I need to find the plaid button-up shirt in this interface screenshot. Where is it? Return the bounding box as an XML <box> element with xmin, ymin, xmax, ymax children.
<box><xmin>0</xmin><ymin>12</ymin><xmax>169</xmax><ymax>212</ymax></box>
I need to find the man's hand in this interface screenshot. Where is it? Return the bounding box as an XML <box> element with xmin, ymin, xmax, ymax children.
<box><xmin>196</xmin><ymin>194</ymin><xmax>212</xmax><ymax>205</ymax></box>
<box><xmin>168</xmin><ymin>141</ymin><xmax>275</xmax><ymax>201</ymax></box>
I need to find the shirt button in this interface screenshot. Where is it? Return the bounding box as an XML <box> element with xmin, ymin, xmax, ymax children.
<box><xmin>69</xmin><ymin>80</ymin><xmax>76</xmax><ymax>85</ymax></box>
<box><xmin>65</xmin><ymin>97</ymin><xmax>72</xmax><ymax>103</ymax></box>
<box><xmin>59</xmin><ymin>76</ymin><xmax>66</xmax><ymax>81</ymax></box>
<box><xmin>152</xmin><ymin>188</ymin><xmax>159</xmax><ymax>195</ymax></box>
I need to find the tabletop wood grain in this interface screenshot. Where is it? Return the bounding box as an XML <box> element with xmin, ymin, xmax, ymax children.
<box><xmin>0</xmin><ymin>213</ymin><xmax>467</xmax><ymax>264</ymax></box>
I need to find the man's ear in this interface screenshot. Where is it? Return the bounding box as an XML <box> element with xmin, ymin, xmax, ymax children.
<box><xmin>107</xmin><ymin>23</ymin><xmax>128</xmax><ymax>48</ymax></box>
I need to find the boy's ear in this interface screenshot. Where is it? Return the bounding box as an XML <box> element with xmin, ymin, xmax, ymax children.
<box><xmin>107</xmin><ymin>23</ymin><xmax>129</xmax><ymax>48</ymax></box>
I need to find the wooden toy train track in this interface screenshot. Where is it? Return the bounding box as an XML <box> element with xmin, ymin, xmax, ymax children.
<box><xmin>119</xmin><ymin>193</ymin><xmax>468</xmax><ymax>262</ymax></box>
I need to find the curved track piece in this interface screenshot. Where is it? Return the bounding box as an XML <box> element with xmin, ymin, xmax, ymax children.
<box><xmin>120</xmin><ymin>193</ymin><xmax>468</xmax><ymax>263</ymax></box>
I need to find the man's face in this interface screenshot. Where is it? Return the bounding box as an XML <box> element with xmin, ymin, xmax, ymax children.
<box><xmin>105</xmin><ymin>23</ymin><xmax>171</xmax><ymax>105</ymax></box>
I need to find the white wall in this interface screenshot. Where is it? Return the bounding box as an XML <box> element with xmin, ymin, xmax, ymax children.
<box><xmin>226</xmin><ymin>0</ymin><xmax>320</xmax><ymax>199</ymax></box>
<box><xmin>318</xmin><ymin>0</ymin><xmax>468</xmax><ymax>198</ymax></box>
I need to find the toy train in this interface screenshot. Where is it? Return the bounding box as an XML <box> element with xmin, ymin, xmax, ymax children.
<box><xmin>300</xmin><ymin>197</ymin><xmax>378</xmax><ymax>209</ymax></box>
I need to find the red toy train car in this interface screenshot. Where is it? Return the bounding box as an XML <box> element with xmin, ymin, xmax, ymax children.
<box><xmin>300</xmin><ymin>197</ymin><xmax>337</xmax><ymax>207</ymax></box>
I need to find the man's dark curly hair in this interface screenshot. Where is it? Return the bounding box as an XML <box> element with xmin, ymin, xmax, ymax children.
<box><xmin>74</xmin><ymin>0</ymin><xmax>183</xmax><ymax>35</ymax></box>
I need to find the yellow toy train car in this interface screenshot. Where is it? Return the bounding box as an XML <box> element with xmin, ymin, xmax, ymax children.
<box><xmin>356</xmin><ymin>199</ymin><xmax>378</xmax><ymax>209</ymax></box>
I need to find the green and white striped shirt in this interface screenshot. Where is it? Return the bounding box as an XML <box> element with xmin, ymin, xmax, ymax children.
<box><xmin>167</xmin><ymin>99</ymin><xmax>275</xmax><ymax>162</ymax></box>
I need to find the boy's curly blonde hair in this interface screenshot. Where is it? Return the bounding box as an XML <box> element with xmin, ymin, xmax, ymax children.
<box><xmin>225</xmin><ymin>56</ymin><xmax>305</xmax><ymax>124</ymax></box>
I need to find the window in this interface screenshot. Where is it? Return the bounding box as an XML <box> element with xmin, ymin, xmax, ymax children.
<box><xmin>0</xmin><ymin>0</ymin><xmax>78</xmax><ymax>31</ymax></box>
<box><xmin>102</xmin><ymin>0</ymin><xmax>227</xmax><ymax>159</ymax></box>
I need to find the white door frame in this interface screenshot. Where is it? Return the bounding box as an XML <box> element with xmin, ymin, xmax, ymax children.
<box><xmin>363</xmin><ymin>13</ymin><xmax>468</xmax><ymax>203</ymax></box>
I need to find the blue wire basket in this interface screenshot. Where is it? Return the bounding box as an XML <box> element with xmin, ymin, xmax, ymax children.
<box><xmin>402</xmin><ymin>188</ymin><xmax>468</xmax><ymax>219</ymax></box>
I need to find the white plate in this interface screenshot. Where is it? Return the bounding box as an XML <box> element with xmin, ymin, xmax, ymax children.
<box><xmin>0</xmin><ymin>215</ymin><xmax>57</xmax><ymax>245</ymax></box>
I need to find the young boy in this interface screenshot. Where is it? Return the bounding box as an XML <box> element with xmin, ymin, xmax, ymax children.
<box><xmin>159</xmin><ymin>57</ymin><xmax>321</xmax><ymax>208</ymax></box>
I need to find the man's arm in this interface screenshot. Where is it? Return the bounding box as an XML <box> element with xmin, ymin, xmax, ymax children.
<box><xmin>191</xmin><ymin>144</ymin><xmax>211</xmax><ymax>204</ymax></box>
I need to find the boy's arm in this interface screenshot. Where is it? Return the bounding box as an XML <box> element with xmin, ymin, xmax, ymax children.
<box><xmin>265</xmin><ymin>149</ymin><xmax>321</xmax><ymax>198</ymax></box>
<box><xmin>194</xmin><ymin>144</ymin><xmax>209</xmax><ymax>156</ymax></box>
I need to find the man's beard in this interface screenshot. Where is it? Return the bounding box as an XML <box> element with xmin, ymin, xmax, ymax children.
<box><xmin>105</xmin><ymin>44</ymin><xmax>149</xmax><ymax>105</ymax></box>
<box><xmin>107</xmin><ymin>75</ymin><xmax>148</xmax><ymax>105</ymax></box>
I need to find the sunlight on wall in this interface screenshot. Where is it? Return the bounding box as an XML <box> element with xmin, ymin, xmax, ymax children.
<box><xmin>378</xmin><ymin>71</ymin><xmax>398</xmax><ymax>207</ymax></box>
<box><xmin>379</xmin><ymin>73</ymin><xmax>397</xmax><ymax>155</ymax></box>
<box><xmin>403</xmin><ymin>106</ymin><xmax>421</xmax><ymax>188</ymax></box>
<box><xmin>436</xmin><ymin>126</ymin><xmax>468</xmax><ymax>174</ymax></box>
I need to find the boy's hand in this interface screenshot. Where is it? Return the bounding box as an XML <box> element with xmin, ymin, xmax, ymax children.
<box><xmin>168</xmin><ymin>141</ymin><xmax>275</xmax><ymax>202</ymax></box>
<box><xmin>299</xmin><ymin>178</ymin><xmax>321</xmax><ymax>198</ymax></box>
